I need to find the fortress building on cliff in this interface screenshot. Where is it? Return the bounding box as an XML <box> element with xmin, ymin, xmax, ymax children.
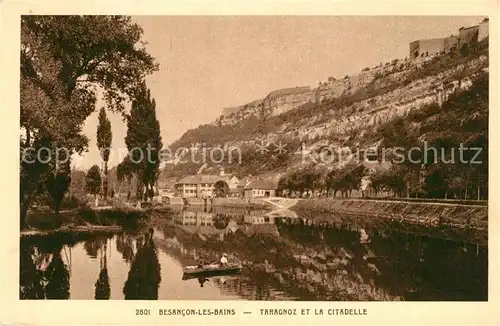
<box><xmin>213</xmin><ymin>18</ymin><xmax>489</xmax><ymax>128</ymax></box>
<box><xmin>409</xmin><ymin>18</ymin><xmax>489</xmax><ymax>59</ymax></box>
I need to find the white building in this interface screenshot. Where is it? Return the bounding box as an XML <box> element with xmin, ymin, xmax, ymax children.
<box><xmin>175</xmin><ymin>174</ymin><xmax>239</xmax><ymax>198</ymax></box>
<box><xmin>244</xmin><ymin>179</ymin><xmax>278</xmax><ymax>198</ymax></box>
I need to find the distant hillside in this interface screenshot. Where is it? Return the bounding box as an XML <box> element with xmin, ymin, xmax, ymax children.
<box><xmin>163</xmin><ymin>38</ymin><xmax>488</xmax><ymax>188</ymax></box>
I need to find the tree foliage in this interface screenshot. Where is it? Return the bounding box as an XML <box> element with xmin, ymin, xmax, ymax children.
<box><xmin>125</xmin><ymin>83</ymin><xmax>163</xmax><ymax>201</ymax></box>
<box><xmin>45</xmin><ymin>161</ymin><xmax>72</xmax><ymax>215</ymax></box>
<box><xmin>213</xmin><ymin>181</ymin><xmax>229</xmax><ymax>197</ymax></box>
<box><xmin>20</xmin><ymin>15</ymin><xmax>157</xmax><ymax>227</ymax></box>
<box><xmin>97</xmin><ymin>107</ymin><xmax>113</xmax><ymax>199</ymax></box>
<box><xmin>374</xmin><ymin>72</ymin><xmax>488</xmax><ymax>199</ymax></box>
<box><xmin>86</xmin><ymin>165</ymin><xmax>102</xmax><ymax>196</ymax></box>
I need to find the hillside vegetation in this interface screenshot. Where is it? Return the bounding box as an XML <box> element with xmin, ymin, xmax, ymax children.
<box><xmin>163</xmin><ymin>40</ymin><xmax>488</xmax><ymax>200</ymax></box>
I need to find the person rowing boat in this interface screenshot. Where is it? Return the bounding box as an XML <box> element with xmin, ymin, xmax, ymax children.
<box><xmin>219</xmin><ymin>253</ymin><xmax>228</xmax><ymax>266</ymax></box>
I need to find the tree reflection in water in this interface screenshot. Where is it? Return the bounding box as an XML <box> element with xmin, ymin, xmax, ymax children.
<box><xmin>116</xmin><ymin>233</ymin><xmax>135</xmax><ymax>263</ymax></box>
<box><xmin>94</xmin><ymin>240</ymin><xmax>110</xmax><ymax>300</ymax></box>
<box><xmin>84</xmin><ymin>237</ymin><xmax>110</xmax><ymax>259</ymax></box>
<box><xmin>213</xmin><ymin>214</ymin><xmax>230</xmax><ymax>230</ymax></box>
<box><xmin>123</xmin><ymin>230</ymin><xmax>161</xmax><ymax>299</ymax></box>
<box><xmin>34</xmin><ymin>243</ymin><xmax>70</xmax><ymax>300</ymax></box>
<box><xmin>20</xmin><ymin>246</ymin><xmax>45</xmax><ymax>299</ymax></box>
<box><xmin>162</xmin><ymin>215</ymin><xmax>487</xmax><ymax>301</ymax></box>
<box><xmin>20</xmin><ymin>242</ymin><xmax>71</xmax><ymax>300</ymax></box>
<box><xmin>44</xmin><ymin>245</ymin><xmax>70</xmax><ymax>299</ymax></box>
<box><xmin>20</xmin><ymin>233</ymin><xmax>111</xmax><ymax>300</ymax></box>
<box><xmin>275</xmin><ymin>221</ymin><xmax>488</xmax><ymax>300</ymax></box>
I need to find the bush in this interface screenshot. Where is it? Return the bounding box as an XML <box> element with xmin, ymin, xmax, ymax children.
<box><xmin>59</xmin><ymin>195</ymin><xmax>84</xmax><ymax>210</ymax></box>
<box><xmin>78</xmin><ymin>207</ymin><xmax>101</xmax><ymax>224</ymax></box>
<box><xmin>75</xmin><ymin>206</ymin><xmax>148</xmax><ymax>228</ymax></box>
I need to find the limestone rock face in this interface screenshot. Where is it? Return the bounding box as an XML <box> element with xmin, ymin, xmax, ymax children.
<box><xmin>174</xmin><ymin>52</ymin><xmax>487</xmax><ymax>175</ymax></box>
<box><xmin>213</xmin><ymin>55</ymin><xmax>487</xmax><ymax>134</ymax></box>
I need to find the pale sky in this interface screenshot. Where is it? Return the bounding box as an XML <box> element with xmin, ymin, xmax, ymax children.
<box><xmin>72</xmin><ymin>15</ymin><xmax>483</xmax><ymax>170</ymax></box>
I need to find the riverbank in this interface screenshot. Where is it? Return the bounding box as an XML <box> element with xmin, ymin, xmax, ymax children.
<box><xmin>20</xmin><ymin>224</ymin><xmax>122</xmax><ymax>237</ymax></box>
<box><xmin>20</xmin><ymin>205</ymin><xmax>163</xmax><ymax>236</ymax></box>
<box><xmin>210</xmin><ymin>197</ymin><xmax>272</xmax><ymax>209</ymax></box>
<box><xmin>292</xmin><ymin>198</ymin><xmax>488</xmax><ymax>233</ymax></box>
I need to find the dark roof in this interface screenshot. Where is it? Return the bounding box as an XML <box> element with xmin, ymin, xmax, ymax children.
<box><xmin>244</xmin><ymin>178</ymin><xmax>278</xmax><ymax>190</ymax></box>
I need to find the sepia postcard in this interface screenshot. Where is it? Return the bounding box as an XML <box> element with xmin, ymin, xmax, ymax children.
<box><xmin>0</xmin><ymin>0</ymin><xmax>499</xmax><ymax>325</ymax></box>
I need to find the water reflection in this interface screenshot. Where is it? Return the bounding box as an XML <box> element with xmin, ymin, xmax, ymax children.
<box><xmin>20</xmin><ymin>207</ymin><xmax>488</xmax><ymax>301</ymax></box>
<box><xmin>20</xmin><ymin>242</ymin><xmax>71</xmax><ymax>299</ymax></box>
<box><xmin>123</xmin><ymin>229</ymin><xmax>162</xmax><ymax>300</ymax></box>
<box><xmin>20</xmin><ymin>247</ymin><xmax>48</xmax><ymax>299</ymax></box>
<box><xmin>115</xmin><ymin>233</ymin><xmax>135</xmax><ymax>263</ymax></box>
<box><xmin>94</xmin><ymin>241</ymin><xmax>110</xmax><ymax>300</ymax></box>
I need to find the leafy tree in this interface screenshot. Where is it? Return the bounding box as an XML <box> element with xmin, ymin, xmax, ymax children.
<box><xmin>213</xmin><ymin>181</ymin><xmax>229</xmax><ymax>197</ymax></box>
<box><xmin>278</xmin><ymin>173</ymin><xmax>299</xmax><ymax>197</ymax></box>
<box><xmin>45</xmin><ymin>161</ymin><xmax>72</xmax><ymax>215</ymax></box>
<box><xmin>326</xmin><ymin>164</ymin><xmax>366</xmax><ymax>197</ymax></box>
<box><xmin>86</xmin><ymin>165</ymin><xmax>102</xmax><ymax>198</ymax></box>
<box><xmin>97</xmin><ymin>107</ymin><xmax>113</xmax><ymax>199</ymax></box>
<box><xmin>125</xmin><ymin>84</ymin><xmax>163</xmax><ymax>201</ymax></box>
<box><xmin>68</xmin><ymin>169</ymin><xmax>87</xmax><ymax>201</ymax></box>
<box><xmin>277</xmin><ymin>167</ymin><xmax>325</xmax><ymax>197</ymax></box>
<box><xmin>20</xmin><ymin>15</ymin><xmax>158</xmax><ymax>227</ymax></box>
<box><xmin>117</xmin><ymin>156</ymin><xmax>135</xmax><ymax>199</ymax></box>
<box><xmin>371</xmin><ymin>166</ymin><xmax>406</xmax><ymax>197</ymax></box>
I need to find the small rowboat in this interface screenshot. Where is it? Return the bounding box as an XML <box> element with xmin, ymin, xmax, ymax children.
<box><xmin>182</xmin><ymin>263</ymin><xmax>243</xmax><ymax>280</ymax></box>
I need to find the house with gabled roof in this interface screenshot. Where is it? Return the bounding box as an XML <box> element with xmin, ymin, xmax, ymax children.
<box><xmin>175</xmin><ymin>174</ymin><xmax>230</xmax><ymax>198</ymax></box>
<box><xmin>244</xmin><ymin>178</ymin><xmax>278</xmax><ymax>198</ymax></box>
<box><xmin>174</xmin><ymin>170</ymin><xmax>242</xmax><ymax>198</ymax></box>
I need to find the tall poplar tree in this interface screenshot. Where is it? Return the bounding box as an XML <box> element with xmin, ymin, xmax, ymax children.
<box><xmin>97</xmin><ymin>107</ymin><xmax>112</xmax><ymax>200</ymax></box>
<box><xmin>125</xmin><ymin>83</ymin><xmax>163</xmax><ymax>201</ymax></box>
<box><xmin>20</xmin><ymin>16</ymin><xmax>158</xmax><ymax>227</ymax></box>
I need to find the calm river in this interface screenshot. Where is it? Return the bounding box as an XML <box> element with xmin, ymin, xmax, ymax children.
<box><xmin>20</xmin><ymin>206</ymin><xmax>488</xmax><ymax>301</ymax></box>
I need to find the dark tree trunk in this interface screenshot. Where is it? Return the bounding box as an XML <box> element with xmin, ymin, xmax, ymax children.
<box><xmin>20</xmin><ymin>196</ymin><xmax>31</xmax><ymax>228</ymax></box>
<box><xmin>103</xmin><ymin>161</ymin><xmax>108</xmax><ymax>200</ymax></box>
<box><xmin>55</xmin><ymin>199</ymin><xmax>61</xmax><ymax>216</ymax></box>
<box><xmin>20</xmin><ymin>177</ymin><xmax>40</xmax><ymax>228</ymax></box>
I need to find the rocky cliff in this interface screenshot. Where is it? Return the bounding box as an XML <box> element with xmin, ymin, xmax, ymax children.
<box><xmin>215</xmin><ymin>53</ymin><xmax>486</xmax><ymax>132</ymax></box>
<box><xmin>168</xmin><ymin>39</ymin><xmax>488</xmax><ymax>178</ymax></box>
<box><xmin>216</xmin><ymin>86</ymin><xmax>314</xmax><ymax>125</ymax></box>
